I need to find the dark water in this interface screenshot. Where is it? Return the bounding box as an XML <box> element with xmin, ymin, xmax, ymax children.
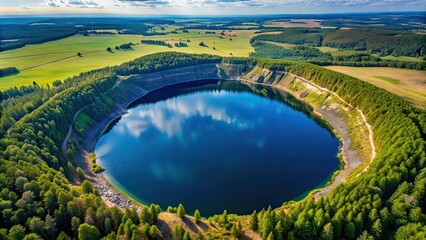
<box><xmin>95</xmin><ymin>80</ymin><xmax>340</xmax><ymax>216</ymax></box>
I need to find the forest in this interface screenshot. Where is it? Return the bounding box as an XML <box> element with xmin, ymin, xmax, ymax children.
<box><xmin>0</xmin><ymin>52</ymin><xmax>424</xmax><ymax>239</ymax></box>
<box><xmin>252</xmin><ymin>28</ymin><xmax>426</xmax><ymax>57</ymax></box>
<box><xmin>250</xmin><ymin>41</ymin><xmax>426</xmax><ymax>70</ymax></box>
<box><xmin>0</xmin><ymin>18</ymin><xmax>175</xmax><ymax>51</ymax></box>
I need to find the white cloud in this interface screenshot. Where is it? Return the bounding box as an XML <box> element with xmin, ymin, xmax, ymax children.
<box><xmin>41</xmin><ymin>0</ymin><xmax>426</xmax><ymax>9</ymax></box>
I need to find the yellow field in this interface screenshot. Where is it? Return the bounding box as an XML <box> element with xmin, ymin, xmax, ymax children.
<box><xmin>0</xmin><ymin>29</ymin><xmax>256</xmax><ymax>90</ymax></box>
<box><xmin>325</xmin><ymin>66</ymin><xmax>426</xmax><ymax>109</ymax></box>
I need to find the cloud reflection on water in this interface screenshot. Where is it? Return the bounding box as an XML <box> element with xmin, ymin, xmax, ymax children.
<box><xmin>116</xmin><ymin>91</ymin><xmax>256</xmax><ymax>139</ymax></box>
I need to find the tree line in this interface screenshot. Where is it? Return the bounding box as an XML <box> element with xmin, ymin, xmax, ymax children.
<box><xmin>250</xmin><ymin>41</ymin><xmax>426</xmax><ymax>70</ymax></box>
<box><xmin>141</xmin><ymin>40</ymin><xmax>172</xmax><ymax>48</ymax></box>
<box><xmin>252</xmin><ymin>28</ymin><xmax>426</xmax><ymax>58</ymax></box>
<box><xmin>0</xmin><ymin>67</ymin><xmax>20</xmax><ymax>78</ymax></box>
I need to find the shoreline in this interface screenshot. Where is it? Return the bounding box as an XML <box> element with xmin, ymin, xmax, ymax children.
<box><xmin>239</xmin><ymin>78</ymin><xmax>365</xmax><ymax>200</ymax></box>
<box><xmin>72</xmin><ymin>71</ymin><xmax>370</xmax><ymax>211</ymax></box>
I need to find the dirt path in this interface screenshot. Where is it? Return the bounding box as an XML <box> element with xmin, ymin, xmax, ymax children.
<box><xmin>61</xmin><ymin>106</ymin><xmax>88</xmax><ymax>161</ymax></box>
<box><xmin>287</xmin><ymin>73</ymin><xmax>376</xmax><ymax>166</ymax></box>
<box><xmin>20</xmin><ymin>50</ymin><xmax>103</xmax><ymax>71</ymax></box>
<box><xmin>239</xmin><ymin>72</ymin><xmax>375</xmax><ymax>199</ymax></box>
<box><xmin>0</xmin><ymin>50</ymin><xmax>92</xmax><ymax>60</ymax></box>
<box><xmin>283</xmin><ymin>73</ymin><xmax>376</xmax><ymax>198</ymax></box>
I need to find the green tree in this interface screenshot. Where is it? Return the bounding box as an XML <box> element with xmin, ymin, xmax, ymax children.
<box><xmin>266</xmin><ymin>232</ymin><xmax>274</xmax><ymax>240</ymax></box>
<box><xmin>219</xmin><ymin>210</ymin><xmax>228</xmax><ymax>228</ymax></box>
<box><xmin>275</xmin><ymin>220</ymin><xmax>284</xmax><ymax>240</ymax></box>
<box><xmin>183</xmin><ymin>230</ymin><xmax>191</xmax><ymax>240</ymax></box>
<box><xmin>23</xmin><ymin>233</ymin><xmax>43</xmax><ymax>240</ymax></box>
<box><xmin>82</xmin><ymin>180</ymin><xmax>93</xmax><ymax>194</ymax></box>
<box><xmin>139</xmin><ymin>206</ymin><xmax>150</xmax><ymax>224</ymax></box>
<box><xmin>78</xmin><ymin>223</ymin><xmax>100</xmax><ymax>240</ymax></box>
<box><xmin>260</xmin><ymin>211</ymin><xmax>274</xmax><ymax>239</ymax></box>
<box><xmin>357</xmin><ymin>231</ymin><xmax>374</xmax><ymax>240</ymax></box>
<box><xmin>29</xmin><ymin>217</ymin><xmax>45</xmax><ymax>237</ymax></box>
<box><xmin>320</xmin><ymin>223</ymin><xmax>333</xmax><ymax>240</ymax></box>
<box><xmin>76</xmin><ymin>167</ymin><xmax>84</xmax><ymax>180</ymax></box>
<box><xmin>231</xmin><ymin>221</ymin><xmax>243</xmax><ymax>238</ymax></box>
<box><xmin>172</xmin><ymin>225</ymin><xmax>185</xmax><ymax>240</ymax></box>
<box><xmin>71</xmin><ymin>217</ymin><xmax>80</xmax><ymax>235</ymax></box>
<box><xmin>149</xmin><ymin>225</ymin><xmax>161</xmax><ymax>239</ymax></box>
<box><xmin>194</xmin><ymin>209</ymin><xmax>201</xmax><ymax>224</ymax></box>
<box><xmin>149</xmin><ymin>204</ymin><xmax>160</xmax><ymax>223</ymax></box>
<box><xmin>345</xmin><ymin>222</ymin><xmax>356</xmax><ymax>239</ymax></box>
<box><xmin>250</xmin><ymin>210</ymin><xmax>258</xmax><ymax>231</ymax></box>
<box><xmin>177</xmin><ymin>204</ymin><xmax>186</xmax><ymax>219</ymax></box>
<box><xmin>371</xmin><ymin>219</ymin><xmax>382</xmax><ymax>239</ymax></box>
<box><xmin>9</xmin><ymin>225</ymin><xmax>25</xmax><ymax>240</ymax></box>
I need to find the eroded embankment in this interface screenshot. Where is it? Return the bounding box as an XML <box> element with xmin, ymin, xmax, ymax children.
<box><xmin>67</xmin><ymin>63</ymin><xmax>372</xmax><ymax>212</ymax></box>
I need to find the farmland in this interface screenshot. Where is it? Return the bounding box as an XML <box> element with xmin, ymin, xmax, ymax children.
<box><xmin>0</xmin><ymin>29</ymin><xmax>255</xmax><ymax>90</ymax></box>
<box><xmin>326</xmin><ymin>66</ymin><xmax>426</xmax><ymax>109</ymax></box>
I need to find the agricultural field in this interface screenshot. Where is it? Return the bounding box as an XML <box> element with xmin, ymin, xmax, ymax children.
<box><xmin>0</xmin><ymin>29</ymin><xmax>256</xmax><ymax>90</ymax></box>
<box><xmin>325</xmin><ymin>66</ymin><xmax>426</xmax><ymax>109</ymax></box>
<box><xmin>265</xmin><ymin>41</ymin><xmax>339</xmax><ymax>53</ymax></box>
<box><xmin>380</xmin><ymin>55</ymin><xmax>425</xmax><ymax>62</ymax></box>
<box><xmin>263</xmin><ymin>19</ymin><xmax>322</xmax><ymax>28</ymax></box>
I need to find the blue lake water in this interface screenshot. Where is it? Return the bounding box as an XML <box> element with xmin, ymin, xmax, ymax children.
<box><xmin>95</xmin><ymin>80</ymin><xmax>340</xmax><ymax>216</ymax></box>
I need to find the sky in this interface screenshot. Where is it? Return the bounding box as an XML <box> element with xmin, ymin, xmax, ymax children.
<box><xmin>1</xmin><ymin>0</ymin><xmax>426</xmax><ymax>15</ymax></box>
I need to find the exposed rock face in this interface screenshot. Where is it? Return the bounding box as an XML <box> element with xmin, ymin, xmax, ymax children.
<box><xmin>126</xmin><ymin>64</ymin><xmax>221</xmax><ymax>91</ymax></box>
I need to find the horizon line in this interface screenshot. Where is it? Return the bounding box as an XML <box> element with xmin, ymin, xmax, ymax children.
<box><xmin>1</xmin><ymin>10</ymin><xmax>425</xmax><ymax>18</ymax></box>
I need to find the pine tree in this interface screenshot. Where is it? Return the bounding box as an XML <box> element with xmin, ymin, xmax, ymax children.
<box><xmin>236</xmin><ymin>220</ymin><xmax>243</xmax><ymax>237</ymax></box>
<box><xmin>149</xmin><ymin>204</ymin><xmax>160</xmax><ymax>223</ymax></box>
<box><xmin>266</xmin><ymin>232</ymin><xmax>274</xmax><ymax>240</ymax></box>
<box><xmin>231</xmin><ymin>224</ymin><xmax>237</xmax><ymax>237</ymax></box>
<box><xmin>219</xmin><ymin>210</ymin><xmax>228</xmax><ymax>228</ymax></box>
<box><xmin>320</xmin><ymin>223</ymin><xmax>333</xmax><ymax>240</ymax></box>
<box><xmin>260</xmin><ymin>211</ymin><xmax>274</xmax><ymax>239</ymax></box>
<box><xmin>230</xmin><ymin>221</ymin><xmax>243</xmax><ymax>238</ymax></box>
<box><xmin>183</xmin><ymin>230</ymin><xmax>191</xmax><ymax>240</ymax></box>
<box><xmin>250</xmin><ymin>210</ymin><xmax>258</xmax><ymax>231</ymax></box>
<box><xmin>275</xmin><ymin>220</ymin><xmax>283</xmax><ymax>240</ymax></box>
<box><xmin>177</xmin><ymin>204</ymin><xmax>186</xmax><ymax>219</ymax></box>
<box><xmin>139</xmin><ymin>206</ymin><xmax>150</xmax><ymax>224</ymax></box>
<box><xmin>194</xmin><ymin>209</ymin><xmax>201</xmax><ymax>224</ymax></box>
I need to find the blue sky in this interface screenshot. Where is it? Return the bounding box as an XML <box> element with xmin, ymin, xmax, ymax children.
<box><xmin>1</xmin><ymin>0</ymin><xmax>425</xmax><ymax>15</ymax></box>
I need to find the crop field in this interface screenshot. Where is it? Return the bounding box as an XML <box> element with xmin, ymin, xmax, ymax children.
<box><xmin>265</xmin><ymin>41</ymin><xmax>339</xmax><ymax>53</ymax></box>
<box><xmin>379</xmin><ymin>55</ymin><xmax>425</xmax><ymax>62</ymax></box>
<box><xmin>0</xmin><ymin>29</ymin><xmax>256</xmax><ymax>90</ymax></box>
<box><xmin>325</xmin><ymin>66</ymin><xmax>426</xmax><ymax>109</ymax></box>
<box><xmin>264</xmin><ymin>19</ymin><xmax>322</xmax><ymax>28</ymax></box>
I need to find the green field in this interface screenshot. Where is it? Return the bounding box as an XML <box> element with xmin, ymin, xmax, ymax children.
<box><xmin>374</xmin><ymin>76</ymin><xmax>400</xmax><ymax>85</ymax></box>
<box><xmin>0</xmin><ymin>30</ymin><xmax>256</xmax><ymax>90</ymax></box>
<box><xmin>380</xmin><ymin>55</ymin><xmax>425</xmax><ymax>62</ymax></box>
<box><xmin>265</xmin><ymin>41</ymin><xmax>339</xmax><ymax>53</ymax></box>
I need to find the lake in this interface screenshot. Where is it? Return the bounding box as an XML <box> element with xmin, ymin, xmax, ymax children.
<box><xmin>95</xmin><ymin>80</ymin><xmax>340</xmax><ymax>216</ymax></box>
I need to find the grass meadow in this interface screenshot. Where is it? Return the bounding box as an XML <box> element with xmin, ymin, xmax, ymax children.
<box><xmin>0</xmin><ymin>29</ymin><xmax>256</xmax><ymax>90</ymax></box>
<box><xmin>325</xmin><ymin>66</ymin><xmax>426</xmax><ymax>109</ymax></box>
